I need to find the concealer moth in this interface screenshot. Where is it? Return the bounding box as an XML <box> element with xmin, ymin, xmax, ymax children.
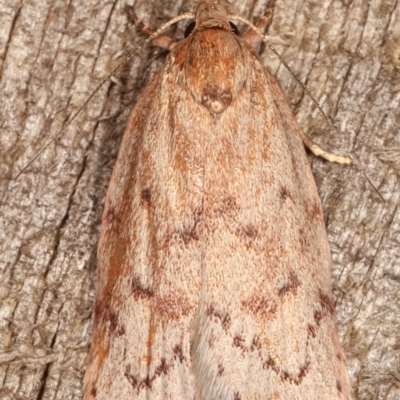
<box><xmin>84</xmin><ymin>1</ymin><xmax>352</xmax><ymax>399</ymax></box>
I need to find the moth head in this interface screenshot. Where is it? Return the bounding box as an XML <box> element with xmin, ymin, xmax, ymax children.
<box><xmin>184</xmin><ymin>20</ymin><xmax>239</xmax><ymax>38</ymax></box>
<box><xmin>191</xmin><ymin>0</ymin><xmax>233</xmax><ymax>32</ymax></box>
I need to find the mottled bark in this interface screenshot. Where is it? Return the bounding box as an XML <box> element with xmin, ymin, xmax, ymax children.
<box><xmin>0</xmin><ymin>0</ymin><xmax>399</xmax><ymax>399</ymax></box>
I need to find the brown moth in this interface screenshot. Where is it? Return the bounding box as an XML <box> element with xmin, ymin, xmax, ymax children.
<box><xmin>84</xmin><ymin>0</ymin><xmax>351</xmax><ymax>399</ymax></box>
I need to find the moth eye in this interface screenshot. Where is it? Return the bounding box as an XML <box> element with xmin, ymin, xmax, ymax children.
<box><xmin>184</xmin><ymin>21</ymin><xmax>240</xmax><ymax>38</ymax></box>
<box><xmin>229</xmin><ymin>22</ymin><xmax>239</xmax><ymax>35</ymax></box>
<box><xmin>184</xmin><ymin>22</ymin><xmax>195</xmax><ymax>37</ymax></box>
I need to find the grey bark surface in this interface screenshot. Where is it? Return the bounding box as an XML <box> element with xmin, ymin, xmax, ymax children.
<box><xmin>0</xmin><ymin>0</ymin><xmax>399</xmax><ymax>399</ymax></box>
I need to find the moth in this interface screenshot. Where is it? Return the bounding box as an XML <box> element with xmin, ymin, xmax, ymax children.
<box><xmin>84</xmin><ymin>0</ymin><xmax>351</xmax><ymax>399</ymax></box>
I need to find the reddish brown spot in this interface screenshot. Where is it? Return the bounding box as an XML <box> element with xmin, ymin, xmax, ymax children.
<box><xmin>201</xmin><ymin>83</ymin><xmax>233</xmax><ymax>113</ymax></box>
<box><xmin>143</xmin><ymin>376</ymin><xmax>151</xmax><ymax>389</ymax></box>
<box><xmin>94</xmin><ymin>297</ymin><xmax>124</xmax><ymax>335</ymax></box>
<box><xmin>308</xmin><ymin>197</ymin><xmax>324</xmax><ymax>221</ymax></box>
<box><xmin>125</xmin><ymin>359</ymin><xmax>172</xmax><ymax>392</ymax></box>
<box><xmin>314</xmin><ymin>309</ymin><xmax>323</xmax><ymax>325</ymax></box>
<box><xmin>217</xmin><ymin>363</ymin><xmax>224</xmax><ymax>377</ymax></box>
<box><xmin>278</xmin><ymin>271</ymin><xmax>300</xmax><ymax>297</ymax></box>
<box><xmin>212</xmin><ymin>196</ymin><xmax>239</xmax><ymax>219</ymax></box>
<box><xmin>141</xmin><ymin>188</ymin><xmax>151</xmax><ymax>203</ymax></box>
<box><xmin>109</xmin><ymin>310</ymin><xmax>118</xmax><ymax>331</ymax></box>
<box><xmin>155</xmin><ymin>358</ymin><xmax>169</xmax><ymax>376</ymax></box>
<box><xmin>307</xmin><ymin>324</ymin><xmax>317</xmax><ymax>338</ymax></box>
<box><xmin>124</xmin><ymin>365</ymin><xmax>138</xmax><ymax>389</ymax></box>
<box><xmin>233</xmin><ymin>392</ymin><xmax>242</xmax><ymax>400</ymax></box>
<box><xmin>279</xmin><ymin>186</ymin><xmax>294</xmax><ymax>202</ymax></box>
<box><xmin>94</xmin><ymin>297</ymin><xmax>106</xmax><ymax>321</ymax></box>
<box><xmin>181</xmin><ymin>207</ymin><xmax>203</xmax><ymax>244</ymax></box>
<box><xmin>336</xmin><ymin>379</ymin><xmax>343</xmax><ymax>393</ymax></box>
<box><xmin>173</xmin><ymin>345</ymin><xmax>185</xmax><ymax>363</ymax></box>
<box><xmin>163</xmin><ymin>207</ymin><xmax>202</xmax><ymax>246</ymax></box>
<box><xmin>242</xmin><ymin>294</ymin><xmax>277</xmax><ymax>320</ymax></box>
<box><xmin>263</xmin><ymin>356</ymin><xmax>310</xmax><ymax>385</ymax></box>
<box><xmin>207</xmin><ymin>304</ymin><xmax>231</xmax><ymax>330</ymax></box>
<box><xmin>90</xmin><ymin>387</ymin><xmax>97</xmax><ymax>397</ymax></box>
<box><xmin>104</xmin><ymin>205</ymin><xmax>120</xmax><ymax>225</ymax></box>
<box><xmin>233</xmin><ymin>335</ymin><xmax>247</xmax><ymax>351</ymax></box>
<box><xmin>319</xmin><ymin>290</ymin><xmax>335</xmax><ymax>315</ymax></box>
<box><xmin>180</xmin><ymin>223</ymin><xmax>200</xmax><ymax>244</ymax></box>
<box><xmin>131</xmin><ymin>276</ymin><xmax>154</xmax><ymax>299</ymax></box>
<box><xmin>263</xmin><ymin>356</ymin><xmax>274</xmax><ymax>370</ymax></box>
<box><xmin>298</xmin><ymin>228</ymin><xmax>311</xmax><ymax>253</ymax></box>
<box><xmin>281</xmin><ymin>361</ymin><xmax>310</xmax><ymax>385</ymax></box>
<box><xmin>162</xmin><ymin>230</ymin><xmax>181</xmax><ymax>247</ymax></box>
<box><xmin>250</xmin><ymin>336</ymin><xmax>262</xmax><ymax>351</ymax></box>
<box><xmin>156</xmin><ymin>291</ymin><xmax>191</xmax><ymax>320</ymax></box>
<box><xmin>237</xmin><ymin>223</ymin><xmax>258</xmax><ymax>238</ymax></box>
<box><xmin>117</xmin><ymin>324</ymin><xmax>126</xmax><ymax>336</ymax></box>
<box><xmin>109</xmin><ymin>311</ymin><xmax>125</xmax><ymax>336</ymax></box>
<box><xmin>314</xmin><ymin>290</ymin><xmax>335</xmax><ymax>325</ymax></box>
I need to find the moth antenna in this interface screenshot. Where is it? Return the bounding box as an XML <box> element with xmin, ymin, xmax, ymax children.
<box><xmin>14</xmin><ymin>12</ymin><xmax>195</xmax><ymax>180</ymax></box>
<box><xmin>230</xmin><ymin>14</ymin><xmax>339</xmax><ymax>138</ymax></box>
<box><xmin>231</xmin><ymin>13</ymin><xmax>384</xmax><ymax>201</ymax></box>
<box><xmin>351</xmin><ymin>158</ymin><xmax>385</xmax><ymax>203</ymax></box>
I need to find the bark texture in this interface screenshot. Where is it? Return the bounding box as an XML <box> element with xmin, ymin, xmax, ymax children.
<box><xmin>0</xmin><ymin>0</ymin><xmax>399</xmax><ymax>399</ymax></box>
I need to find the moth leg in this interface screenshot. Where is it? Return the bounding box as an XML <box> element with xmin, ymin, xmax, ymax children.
<box><xmin>243</xmin><ymin>0</ymin><xmax>276</xmax><ymax>47</ymax></box>
<box><xmin>125</xmin><ymin>5</ymin><xmax>177</xmax><ymax>50</ymax></box>
<box><xmin>301</xmin><ymin>133</ymin><xmax>385</xmax><ymax>200</ymax></box>
<box><xmin>301</xmin><ymin>133</ymin><xmax>352</xmax><ymax>164</ymax></box>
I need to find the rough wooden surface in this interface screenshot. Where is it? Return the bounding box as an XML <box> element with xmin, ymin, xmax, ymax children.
<box><xmin>0</xmin><ymin>0</ymin><xmax>399</xmax><ymax>399</ymax></box>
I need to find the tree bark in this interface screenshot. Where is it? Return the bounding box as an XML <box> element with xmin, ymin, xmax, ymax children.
<box><xmin>0</xmin><ymin>0</ymin><xmax>399</xmax><ymax>399</ymax></box>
